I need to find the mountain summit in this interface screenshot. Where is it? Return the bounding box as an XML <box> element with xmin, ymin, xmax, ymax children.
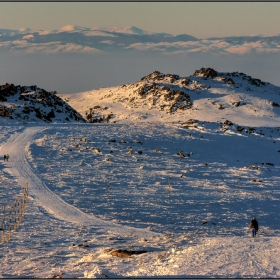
<box><xmin>62</xmin><ymin>67</ymin><xmax>280</xmax><ymax>127</ymax></box>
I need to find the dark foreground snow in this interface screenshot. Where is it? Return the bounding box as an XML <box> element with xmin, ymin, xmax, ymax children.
<box><xmin>1</xmin><ymin>121</ymin><xmax>280</xmax><ymax>278</ymax></box>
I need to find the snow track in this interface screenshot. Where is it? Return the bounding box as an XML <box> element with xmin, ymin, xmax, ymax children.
<box><xmin>1</xmin><ymin>124</ymin><xmax>158</xmax><ymax>238</ymax></box>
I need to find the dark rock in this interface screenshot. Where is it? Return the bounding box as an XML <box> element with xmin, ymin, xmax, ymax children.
<box><xmin>110</xmin><ymin>249</ymin><xmax>149</xmax><ymax>258</ymax></box>
<box><xmin>248</xmin><ymin>77</ymin><xmax>265</xmax><ymax>87</ymax></box>
<box><xmin>134</xmin><ymin>79</ymin><xmax>192</xmax><ymax>113</ymax></box>
<box><xmin>141</xmin><ymin>71</ymin><xmax>180</xmax><ymax>83</ymax></box>
<box><xmin>181</xmin><ymin>119</ymin><xmax>198</xmax><ymax>126</ymax></box>
<box><xmin>0</xmin><ymin>94</ymin><xmax>7</xmax><ymax>102</ymax></box>
<box><xmin>236</xmin><ymin>126</ymin><xmax>244</xmax><ymax>132</ymax></box>
<box><xmin>233</xmin><ymin>101</ymin><xmax>240</xmax><ymax>107</ymax></box>
<box><xmin>166</xmin><ymin>73</ymin><xmax>180</xmax><ymax>81</ymax></box>
<box><xmin>245</xmin><ymin>128</ymin><xmax>256</xmax><ymax>134</ymax></box>
<box><xmin>223</xmin><ymin>120</ymin><xmax>233</xmax><ymax>125</ymax></box>
<box><xmin>180</xmin><ymin>78</ymin><xmax>190</xmax><ymax>86</ymax></box>
<box><xmin>221</xmin><ymin>77</ymin><xmax>235</xmax><ymax>85</ymax></box>
<box><xmin>271</xmin><ymin>101</ymin><xmax>280</xmax><ymax>107</ymax></box>
<box><xmin>140</xmin><ymin>71</ymin><xmax>167</xmax><ymax>82</ymax></box>
<box><xmin>169</xmin><ymin>92</ymin><xmax>191</xmax><ymax>112</ymax></box>
<box><xmin>193</xmin><ymin>67</ymin><xmax>218</xmax><ymax>78</ymax></box>
<box><xmin>177</xmin><ymin>151</ymin><xmax>186</xmax><ymax>158</ymax></box>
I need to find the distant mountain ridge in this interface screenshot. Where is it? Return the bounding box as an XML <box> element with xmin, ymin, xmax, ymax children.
<box><xmin>0</xmin><ymin>25</ymin><xmax>279</xmax><ymax>54</ymax></box>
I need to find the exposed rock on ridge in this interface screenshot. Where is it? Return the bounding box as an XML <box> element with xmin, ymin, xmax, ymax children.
<box><xmin>131</xmin><ymin>80</ymin><xmax>192</xmax><ymax>112</ymax></box>
<box><xmin>47</xmin><ymin>67</ymin><xmax>280</xmax><ymax>126</ymax></box>
<box><xmin>0</xmin><ymin>83</ymin><xmax>86</xmax><ymax>123</ymax></box>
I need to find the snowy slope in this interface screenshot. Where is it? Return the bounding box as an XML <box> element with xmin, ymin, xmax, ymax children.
<box><xmin>1</xmin><ymin>125</ymin><xmax>156</xmax><ymax>238</ymax></box>
<box><xmin>0</xmin><ymin>83</ymin><xmax>86</xmax><ymax>123</ymax></box>
<box><xmin>1</xmin><ymin>68</ymin><xmax>280</xmax><ymax>278</ymax></box>
<box><xmin>62</xmin><ymin>67</ymin><xmax>280</xmax><ymax>127</ymax></box>
<box><xmin>1</xmin><ymin>121</ymin><xmax>280</xmax><ymax>278</ymax></box>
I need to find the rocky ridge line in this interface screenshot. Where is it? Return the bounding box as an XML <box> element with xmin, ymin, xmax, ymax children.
<box><xmin>0</xmin><ymin>83</ymin><xmax>86</xmax><ymax>123</ymax></box>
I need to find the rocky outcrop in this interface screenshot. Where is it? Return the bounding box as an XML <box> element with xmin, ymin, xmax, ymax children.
<box><xmin>122</xmin><ymin>71</ymin><xmax>194</xmax><ymax>113</ymax></box>
<box><xmin>223</xmin><ymin>120</ymin><xmax>233</xmax><ymax>125</ymax></box>
<box><xmin>220</xmin><ymin>77</ymin><xmax>235</xmax><ymax>85</ymax></box>
<box><xmin>193</xmin><ymin>68</ymin><xmax>218</xmax><ymax>79</ymax></box>
<box><xmin>226</xmin><ymin>72</ymin><xmax>266</xmax><ymax>87</ymax></box>
<box><xmin>140</xmin><ymin>71</ymin><xmax>180</xmax><ymax>83</ymax></box>
<box><xmin>139</xmin><ymin>71</ymin><xmax>191</xmax><ymax>86</ymax></box>
<box><xmin>192</xmin><ymin>68</ymin><xmax>235</xmax><ymax>86</ymax></box>
<box><xmin>0</xmin><ymin>83</ymin><xmax>86</xmax><ymax>123</ymax></box>
<box><xmin>110</xmin><ymin>249</ymin><xmax>149</xmax><ymax>258</ymax></box>
<box><xmin>236</xmin><ymin>126</ymin><xmax>244</xmax><ymax>132</ymax></box>
<box><xmin>271</xmin><ymin>101</ymin><xmax>280</xmax><ymax>107</ymax></box>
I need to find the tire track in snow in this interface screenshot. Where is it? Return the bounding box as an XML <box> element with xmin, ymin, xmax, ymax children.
<box><xmin>1</xmin><ymin>124</ymin><xmax>159</xmax><ymax>238</ymax></box>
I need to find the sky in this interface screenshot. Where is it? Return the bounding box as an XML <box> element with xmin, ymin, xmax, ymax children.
<box><xmin>1</xmin><ymin>2</ymin><xmax>280</xmax><ymax>38</ymax></box>
<box><xmin>0</xmin><ymin>2</ymin><xmax>279</xmax><ymax>93</ymax></box>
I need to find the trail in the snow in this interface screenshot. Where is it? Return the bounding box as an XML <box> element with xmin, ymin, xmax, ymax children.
<box><xmin>0</xmin><ymin>124</ymin><xmax>158</xmax><ymax>238</ymax></box>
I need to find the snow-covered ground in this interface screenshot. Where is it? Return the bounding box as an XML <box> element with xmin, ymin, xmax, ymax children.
<box><xmin>1</xmin><ymin>119</ymin><xmax>280</xmax><ymax>278</ymax></box>
<box><xmin>1</xmin><ymin>69</ymin><xmax>280</xmax><ymax>278</ymax></box>
<box><xmin>62</xmin><ymin>69</ymin><xmax>280</xmax><ymax>127</ymax></box>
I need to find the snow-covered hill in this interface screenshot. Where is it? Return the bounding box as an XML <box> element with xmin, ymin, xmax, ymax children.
<box><xmin>0</xmin><ymin>83</ymin><xmax>86</xmax><ymax>123</ymax></box>
<box><xmin>62</xmin><ymin>67</ymin><xmax>280</xmax><ymax>127</ymax></box>
<box><xmin>1</xmin><ymin>68</ymin><xmax>280</xmax><ymax>278</ymax></box>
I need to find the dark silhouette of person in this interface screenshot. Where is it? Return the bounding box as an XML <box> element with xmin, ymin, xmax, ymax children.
<box><xmin>249</xmin><ymin>217</ymin><xmax>258</xmax><ymax>237</ymax></box>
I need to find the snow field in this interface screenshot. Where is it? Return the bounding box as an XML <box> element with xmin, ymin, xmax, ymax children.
<box><xmin>28</xmin><ymin>123</ymin><xmax>280</xmax><ymax>236</ymax></box>
<box><xmin>1</xmin><ymin>121</ymin><xmax>280</xmax><ymax>277</ymax></box>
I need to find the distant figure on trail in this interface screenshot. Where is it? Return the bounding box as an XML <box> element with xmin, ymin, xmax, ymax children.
<box><xmin>3</xmin><ymin>154</ymin><xmax>6</xmax><ymax>161</ymax></box>
<box><xmin>6</xmin><ymin>154</ymin><xmax>9</xmax><ymax>161</ymax></box>
<box><xmin>249</xmin><ymin>217</ymin><xmax>258</xmax><ymax>237</ymax></box>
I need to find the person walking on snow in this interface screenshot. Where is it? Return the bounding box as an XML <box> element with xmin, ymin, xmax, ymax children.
<box><xmin>6</xmin><ymin>154</ymin><xmax>9</xmax><ymax>161</ymax></box>
<box><xmin>3</xmin><ymin>154</ymin><xmax>6</xmax><ymax>161</ymax></box>
<box><xmin>249</xmin><ymin>217</ymin><xmax>258</xmax><ymax>237</ymax></box>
